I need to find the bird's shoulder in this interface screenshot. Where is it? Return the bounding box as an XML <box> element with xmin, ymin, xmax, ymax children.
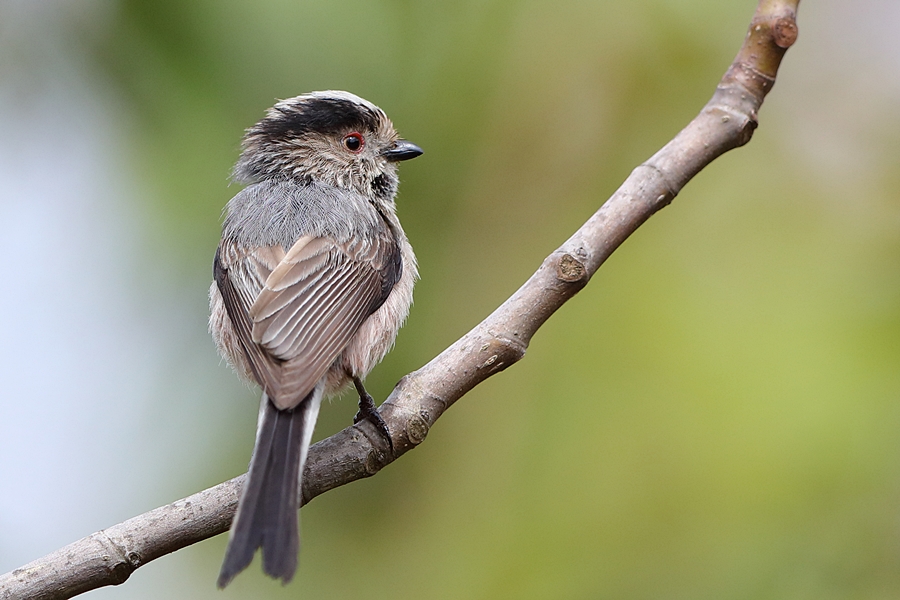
<box><xmin>222</xmin><ymin>178</ymin><xmax>386</xmax><ymax>249</ymax></box>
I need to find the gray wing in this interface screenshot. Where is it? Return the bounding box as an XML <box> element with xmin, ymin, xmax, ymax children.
<box><xmin>215</xmin><ymin>230</ymin><xmax>401</xmax><ymax>410</ymax></box>
<box><xmin>214</xmin><ymin>243</ymin><xmax>286</xmax><ymax>397</ymax></box>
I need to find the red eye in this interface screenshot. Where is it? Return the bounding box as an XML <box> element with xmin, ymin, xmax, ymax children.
<box><xmin>342</xmin><ymin>132</ymin><xmax>365</xmax><ymax>153</ymax></box>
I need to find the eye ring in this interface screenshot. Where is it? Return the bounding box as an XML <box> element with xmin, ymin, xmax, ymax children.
<box><xmin>342</xmin><ymin>132</ymin><xmax>365</xmax><ymax>153</ymax></box>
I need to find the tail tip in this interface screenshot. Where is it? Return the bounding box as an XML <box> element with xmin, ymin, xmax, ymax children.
<box><xmin>216</xmin><ymin>550</ymin><xmax>297</xmax><ymax>588</ymax></box>
<box><xmin>216</xmin><ymin>560</ymin><xmax>244</xmax><ymax>589</ymax></box>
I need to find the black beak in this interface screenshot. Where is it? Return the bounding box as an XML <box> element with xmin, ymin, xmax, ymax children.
<box><xmin>382</xmin><ymin>139</ymin><xmax>423</xmax><ymax>162</ymax></box>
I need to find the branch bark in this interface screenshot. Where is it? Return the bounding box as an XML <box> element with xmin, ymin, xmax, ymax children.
<box><xmin>0</xmin><ymin>2</ymin><xmax>801</xmax><ymax>598</ymax></box>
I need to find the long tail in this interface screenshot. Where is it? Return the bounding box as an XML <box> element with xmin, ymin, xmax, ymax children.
<box><xmin>217</xmin><ymin>388</ymin><xmax>322</xmax><ymax>588</ymax></box>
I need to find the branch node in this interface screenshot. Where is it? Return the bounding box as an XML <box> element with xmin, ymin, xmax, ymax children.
<box><xmin>406</xmin><ymin>413</ymin><xmax>430</xmax><ymax>445</ymax></box>
<box><xmin>637</xmin><ymin>163</ymin><xmax>680</xmax><ymax>204</ymax></box>
<box><xmin>364</xmin><ymin>450</ymin><xmax>381</xmax><ymax>475</ymax></box>
<box><xmin>477</xmin><ymin>336</ymin><xmax>525</xmax><ymax>375</ymax></box>
<box><xmin>556</xmin><ymin>253</ymin><xmax>587</xmax><ymax>283</ymax></box>
<box><xmin>104</xmin><ymin>557</ymin><xmax>132</xmax><ymax>587</ymax></box>
<box><xmin>98</xmin><ymin>532</ymin><xmax>134</xmax><ymax>585</ymax></box>
<box><xmin>773</xmin><ymin>16</ymin><xmax>798</xmax><ymax>48</ymax></box>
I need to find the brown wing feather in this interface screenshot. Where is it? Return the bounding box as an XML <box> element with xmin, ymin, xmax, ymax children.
<box><xmin>248</xmin><ymin>232</ymin><xmax>397</xmax><ymax>409</ymax></box>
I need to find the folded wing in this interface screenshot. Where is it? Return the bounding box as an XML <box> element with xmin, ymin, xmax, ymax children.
<box><xmin>215</xmin><ymin>229</ymin><xmax>401</xmax><ymax>410</ymax></box>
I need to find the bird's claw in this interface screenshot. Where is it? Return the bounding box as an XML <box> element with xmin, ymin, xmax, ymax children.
<box><xmin>353</xmin><ymin>379</ymin><xmax>394</xmax><ymax>453</ymax></box>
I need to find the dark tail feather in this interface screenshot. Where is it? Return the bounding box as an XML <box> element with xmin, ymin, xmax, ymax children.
<box><xmin>217</xmin><ymin>389</ymin><xmax>321</xmax><ymax>588</ymax></box>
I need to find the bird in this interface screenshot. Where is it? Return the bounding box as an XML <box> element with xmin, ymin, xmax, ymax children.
<box><xmin>208</xmin><ymin>90</ymin><xmax>422</xmax><ymax>587</ymax></box>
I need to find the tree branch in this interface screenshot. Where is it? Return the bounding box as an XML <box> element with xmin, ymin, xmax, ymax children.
<box><xmin>0</xmin><ymin>2</ymin><xmax>801</xmax><ymax>598</ymax></box>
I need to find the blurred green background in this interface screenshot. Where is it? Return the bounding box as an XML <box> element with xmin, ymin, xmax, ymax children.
<box><xmin>2</xmin><ymin>0</ymin><xmax>899</xmax><ymax>598</ymax></box>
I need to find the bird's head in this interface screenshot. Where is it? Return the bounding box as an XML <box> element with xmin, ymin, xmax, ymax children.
<box><xmin>234</xmin><ymin>91</ymin><xmax>422</xmax><ymax>201</ymax></box>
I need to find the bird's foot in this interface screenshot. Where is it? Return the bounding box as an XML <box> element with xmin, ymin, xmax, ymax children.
<box><xmin>353</xmin><ymin>377</ymin><xmax>394</xmax><ymax>453</ymax></box>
